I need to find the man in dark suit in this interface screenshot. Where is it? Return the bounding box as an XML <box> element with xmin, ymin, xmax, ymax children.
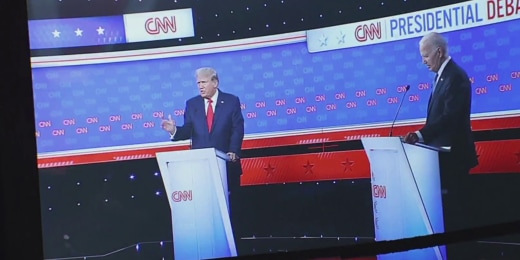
<box><xmin>404</xmin><ymin>32</ymin><xmax>478</xmax><ymax>234</ymax></box>
<box><xmin>161</xmin><ymin>67</ymin><xmax>246</xmax><ymax>254</ymax></box>
<box><xmin>162</xmin><ymin>67</ymin><xmax>244</xmax><ymax>160</ymax></box>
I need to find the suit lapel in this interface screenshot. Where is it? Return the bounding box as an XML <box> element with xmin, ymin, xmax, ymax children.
<box><xmin>427</xmin><ymin>61</ymin><xmax>452</xmax><ymax>115</ymax></box>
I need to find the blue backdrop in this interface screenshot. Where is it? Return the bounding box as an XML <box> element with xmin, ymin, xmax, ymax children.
<box><xmin>32</xmin><ymin>19</ymin><xmax>520</xmax><ymax>153</ymax></box>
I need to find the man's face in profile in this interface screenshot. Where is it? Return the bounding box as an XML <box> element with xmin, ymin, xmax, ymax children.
<box><xmin>197</xmin><ymin>75</ymin><xmax>218</xmax><ymax>98</ymax></box>
<box><xmin>420</xmin><ymin>43</ymin><xmax>442</xmax><ymax>73</ymax></box>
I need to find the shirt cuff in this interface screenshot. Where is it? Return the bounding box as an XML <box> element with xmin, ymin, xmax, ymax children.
<box><xmin>415</xmin><ymin>130</ymin><xmax>424</xmax><ymax>142</ymax></box>
<box><xmin>169</xmin><ymin>128</ymin><xmax>177</xmax><ymax>140</ymax></box>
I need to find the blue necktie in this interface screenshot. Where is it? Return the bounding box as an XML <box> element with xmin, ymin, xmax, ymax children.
<box><xmin>428</xmin><ymin>74</ymin><xmax>439</xmax><ymax>113</ymax></box>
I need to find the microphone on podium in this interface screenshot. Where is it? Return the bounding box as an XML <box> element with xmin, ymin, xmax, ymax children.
<box><xmin>389</xmin><ymin>85</ymin><xmax>410</xmax><ymax>137</ymax></box>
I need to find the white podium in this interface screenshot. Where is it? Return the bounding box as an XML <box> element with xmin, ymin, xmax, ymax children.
<box><xmin>361</xmin><ymin>137</ymin><xmax>449</xmax><ymax>260</ymax></box>
<box><xmin>156</xmin><ymin>148</ymin><xmax>237</xmax><ymax>260</ymax></box>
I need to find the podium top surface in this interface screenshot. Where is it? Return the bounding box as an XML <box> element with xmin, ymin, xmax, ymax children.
<box><xmin>360</xmin><ymin>137</ymin><xmax>451</xmax><ymax>153</ymax></box>
<box><xmin>156</xmin><ymin>147</ymin><xmax>231</xmax><ymax>161</ymax></box>
<box><xmin>413</xmin><ymin>142</ymin><xmax>451</xmax><ymax>152</ymax></box>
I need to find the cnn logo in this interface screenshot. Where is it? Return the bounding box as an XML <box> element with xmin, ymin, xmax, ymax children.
<box><xmin>172</xmin><ymin>190</ymin><xmax>192</xmax><ymax>202</ymax></box>
<box><xmin>373</xmin><ymin>185</ymin><xmax>387</xmax><ymax>199</ymax></box>
<box><xmin>146</xmin><ymin>16</ymin><xmax>177</xmax><ymax>35</ymax></box>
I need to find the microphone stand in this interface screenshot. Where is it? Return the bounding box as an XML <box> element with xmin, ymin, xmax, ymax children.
<box><xmin>389</xmin><ymin>85</ymin><xmax>410</xmax><ymax>137</ymax></box>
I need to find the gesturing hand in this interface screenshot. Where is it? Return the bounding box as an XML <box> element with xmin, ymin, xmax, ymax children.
<box><xmin>161</xmin><ymin>114</ymin><xmax>176</xmax><ymax>134</ymax></box>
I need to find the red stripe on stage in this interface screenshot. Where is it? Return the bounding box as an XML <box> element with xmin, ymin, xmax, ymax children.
<box><xmin>240</xmin><ymin>140</ymin><xmax>520</xmax><ymax>185</ymax></box>
<box><xmin>38</xmin><ymin>139</ymin><xmax>520</xmax><ymax>186</ymax></box>
<box><xmin>239</xmin><ymin>115</ymin><xmax>520</xmax><ymax>149</ymax></box>
<box><xmin>37</xmin><ymin>145</ymin><xmax>185</xmax><ymax>168</ymax></box>
<box><xmin>240</xmin><ymin>151</ymin><xmax>370</xmax><ymax>185</ymax></box>
<box><xmin>470</xmin><ymin>139</ymin><xmax>520</xmax><ymax>175</ymax></box>
<box><xmin>37</xmin><ymin>116</ymin><xmax>520</xmax><ymax>181</ymax></box>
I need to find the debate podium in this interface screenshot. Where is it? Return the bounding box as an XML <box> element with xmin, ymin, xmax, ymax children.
<box><xmin>361</xmin><ymin>137</ymin><xmax>449</xmax><ymax>260</ymax></box>
<box><xmin>156</xmin><ymin>148</ymin><xmax>237</xmax><ymax>260</ymax></box>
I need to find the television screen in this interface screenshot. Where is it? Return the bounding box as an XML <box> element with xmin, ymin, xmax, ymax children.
<box><xmin>29</xmin><ymin>0</ymin><xmax>520</xmax><ymax>259</ymax></box>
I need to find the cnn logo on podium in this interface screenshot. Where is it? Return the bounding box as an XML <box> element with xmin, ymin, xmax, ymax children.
<box><xmin>172</xmin><ymin>190</ymin><xmax>192</xmax><ymax>202</ymax></box>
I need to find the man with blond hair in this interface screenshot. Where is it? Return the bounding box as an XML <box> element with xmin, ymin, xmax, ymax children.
<box><xmin>162</xmin><ymin>67</ymin><xmax>246</xmax><ymax>254</ymax></box>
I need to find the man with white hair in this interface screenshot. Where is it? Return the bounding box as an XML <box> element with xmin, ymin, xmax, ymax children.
<box><xmin>404</xmin><ymin>32</ymin><xmax>478</xmax><ymax>234</ymax></box>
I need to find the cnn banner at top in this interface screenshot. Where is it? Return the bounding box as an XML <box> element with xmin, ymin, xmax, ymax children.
<box><xmin>306</xmin><ymin>0</ymin><xmax>520</xmax><ymax>53</ymax></box>
<box><xmin>123</xmin><ymin>9</ymin><xmax>194</xmax><ymax>43</ymax></box>
<box><xmin>28</xmin><ymin>9</ymin><xmax>194</xmax><ymax>49</ymax></box>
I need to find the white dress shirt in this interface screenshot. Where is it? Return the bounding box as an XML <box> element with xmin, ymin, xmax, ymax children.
<box><xmin>169</xmin><ymin>90</ymin><xmax>219</xmax><ymax>139</ymax></box>
<box><xmin>205</xmin><ymin>89</ymin><xmax>219</xmax><ymax>115</ymax></box>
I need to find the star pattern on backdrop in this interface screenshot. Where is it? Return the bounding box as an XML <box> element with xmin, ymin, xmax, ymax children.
<box><xmin>303</xmin><ymin>160</ymin><xmax>314</xmax><ymax>175</ymax></box>
<box><xmin>341</xmin><ymin>157</ymin><xmax>355</xmax><ymax>173</ymax></box>
<box><xmin>336</xmin><ymin>31</ymin><xmax>346</xmax><ymax>44</ymax></box>
<box><xmin>318</xmin><ymin>34</ymin><xmax>328</xmax><ymax>47</ymax></box>
<box><xmin>75</xmin><ymin>28</ymin><xmax>83</xmax><ymax>36</ymax></box>
<box><xmin>96</xmin><ymin>26</ymin><xmax>105</xmax><ymax>35</ymax></box>
<box><xmin>52</xmin><ymin>29</ymin><xmax>60</xmax><ymax>38</ymax></box>
<box><xmin>263</xmin><ymin>163</ymin><xmax>275</xmax><ymax>177</ymax></box>
<box><xmin>51</xmin><ymin>27</ymin><xmax>106</xmax><ymax>38</ymax></box>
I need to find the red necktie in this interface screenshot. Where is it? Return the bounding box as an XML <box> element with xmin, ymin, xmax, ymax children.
<box><xmin>206</xmin><ymin>98</ymin><xmax>214</xmax><ymax>132</ymax></box>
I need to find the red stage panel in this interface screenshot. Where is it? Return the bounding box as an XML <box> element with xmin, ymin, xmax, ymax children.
<box><xmin>240</xmin><ymin>116</ymin><xmax>520</xmax><ymax>149</ymax></box>
<box><xmin>37</xmin><ymin>116</ymin><xmax>520</xmax><ymax>181</ymax></box>
<box><xmin>470</xmin><ymin>140</ymin><xmax>520</xmax><ymax>174</ymax></box>
<box><xmin>240</xmin><ymin>151</ymin><xmax>370</xmax><ymax>185</ymax></box>
<box><xmin>241</xmin><ymin>140</ymin><xmax>520</xmax><ymax>186</ymax></box>
<box><xmin>37</xmin><ymin>139</ymin><xmax>520</xmax><ymax>183</ymax></box>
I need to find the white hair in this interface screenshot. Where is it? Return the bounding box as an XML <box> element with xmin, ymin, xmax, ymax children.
<box><xmin>195</xmin><ymin>67</ymin><xmax>219</xmax><ymax>82</ymax></box>
<box><xmin>420</xmin><ymin>32</ymin><xmax>449</xmax><ymax>58</ymax></box>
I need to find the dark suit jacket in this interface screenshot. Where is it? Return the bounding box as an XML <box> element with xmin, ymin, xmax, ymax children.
<box><xmin>419</xmin><ymin>59</ymin><xmax>478</xmax><ymax>170</ymax></box>
<box><xmin>172</xmin><ymin>90</ymin><xmax>245</xmax><ymax>156</ymax></box>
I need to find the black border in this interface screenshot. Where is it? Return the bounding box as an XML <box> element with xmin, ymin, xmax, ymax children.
<box><xmin>3</xmin><ymin>0</ymin><xmax>520</xmax><ymax>259</ymax></box>
<box><xmin>1</xmin><ymin>0</ymin><xmax>44</xmax><ymax>259</ymax></box>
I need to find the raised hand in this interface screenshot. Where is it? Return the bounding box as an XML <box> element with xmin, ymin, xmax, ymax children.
<box><xmin>161</xmin><ymin>114</ymin><xmax>176</xmax><ymax>134</ymax></box>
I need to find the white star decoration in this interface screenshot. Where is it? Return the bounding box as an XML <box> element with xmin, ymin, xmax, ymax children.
<box><xmin>52</xmin><ymin>29</ymin><xmax>60</xmax><ymax>38</ymax></box>
<box><xmin>96</xmin><ymin>26</ymin><xmax>105</xmax><ymax>35</ymax></box>
<box><xmin>74</xmin><ymin>28</ymin><xmax>83</xmax><ymax>36</ymax></box>
<box><xmin>319</xmin><ymin>34</ymin><xmax>328</xmax><ymax>47</ymax></box>
<box><xmin>337</xmin><ymin>31</ymin><xmax>346</xmax><ymax>44</ymax></box>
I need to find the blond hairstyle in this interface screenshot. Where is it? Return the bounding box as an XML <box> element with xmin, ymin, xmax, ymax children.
<box><xmin>195</xmin><ymin>67</ymin><xmax>219</xmax><ymax>83</ymax></box>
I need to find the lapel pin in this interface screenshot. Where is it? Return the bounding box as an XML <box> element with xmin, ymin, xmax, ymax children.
<box><xmin>221</xmin><ymin>101</ymin><xmax>224</xmax><ymax>103</ymax></box>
